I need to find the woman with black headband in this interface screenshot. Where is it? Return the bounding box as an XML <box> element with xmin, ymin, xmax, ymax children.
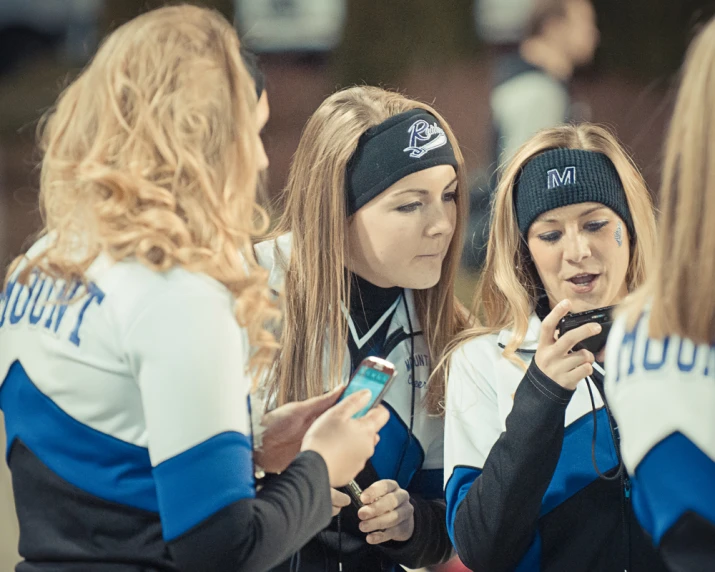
<box><xmin>255</xmin><ymin>86</ymin><xmax>469</xmax><ymax>571</ymax></box>
<box><xmin>441</xmin><ymin>124</ymin><xmax>668</xmax><ymax>571</ymax></box>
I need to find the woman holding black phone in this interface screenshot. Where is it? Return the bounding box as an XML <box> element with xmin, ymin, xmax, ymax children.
<box><xmin>442</xmin><ymin>124</ymin><xmax>668</xmax><ymax>571</ymax></box>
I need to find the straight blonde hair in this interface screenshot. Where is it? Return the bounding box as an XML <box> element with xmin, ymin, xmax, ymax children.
<box><xmin>624</xmin><ymin>17</ymin><xmax>715</xmax><ymax>341</ymax></box>
<box><xmin>267</xmin><ymin>86</ymin><xmax>469</xmax><ymax>414</ymax></box>
<box><xmin>441</xmin><ymin>123</ymin><xmax>656</xmax><ymax>374</ymax></box>
<box><xmin>6</xmin><ymin>5</ymin><xmax>279</xmax><ymax>371</ymax></box>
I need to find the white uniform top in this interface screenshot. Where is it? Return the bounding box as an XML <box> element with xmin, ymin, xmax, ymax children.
<box><xmin>0</xmin><ymin>235</ymin><xmax>254</xmax><ymax>544</ymax></box>
<box><xmin>606</xmin><ymin>306</ymin><xmax>715</xmax><ymax>555</ymax></box>
<box><xmin>255</xmin><ymin>234</ymin><xmax>444</xmax><ymax>495</ymax></box>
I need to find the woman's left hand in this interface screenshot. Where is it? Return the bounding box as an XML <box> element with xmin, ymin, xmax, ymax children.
<box><xmin>254</xmin><ymin>386</ymin><xmax>344</xmax><ymax>474</ymax></box>
<box><xmin>357</xmin><ymin>479</ymin><xmax>415</xmax><ymax>544</ymax></box>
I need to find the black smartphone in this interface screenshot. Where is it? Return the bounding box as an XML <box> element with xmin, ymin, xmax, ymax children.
<box><xmin>337</xmin><ymin>357</ymin><xmax>397</xmax><ymax>509</ymax></box>
<box><xmin>558</xmin><ymin>305</ymin><xmax>615</xmax><ymax>354</ymax></box>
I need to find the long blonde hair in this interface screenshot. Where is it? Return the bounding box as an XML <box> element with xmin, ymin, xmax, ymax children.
<box><xmin>267</xmin><ymin>86</ymin><xmax>469</xmax><ymax>414</ymax></box>
<box><xmin>6</xmin><ymin>5</ymin><xmax>278</xmax><ymax>370</ymax></box>
<box><xmin>625</xmin><ymin>17</ymin><xmax>715</xmax><ymax>341</ymax></box>
<box><xmin>443</xmin><ymin>124</ymin><xmax>656</xmax><ymax>372</ymax></box>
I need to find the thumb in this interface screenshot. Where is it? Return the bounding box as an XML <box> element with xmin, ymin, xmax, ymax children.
<box><xmin>328</xmin><ymin>389</ymin><xmax>372</xmax><ymax>419</ymax></box>
<box><xmin>330</xmin><ymin>488</ymin><xmax>351</xmax><ymax>508</ymax></box>
<box><xmin>297</xmin><ymin>385</ymin><xmax>345</xmax><ymax>417</ymax></box>
<box><xmin>359</xmin><ymin>404</ymin><xmax>390</xmax><ymax>433</ymax></box>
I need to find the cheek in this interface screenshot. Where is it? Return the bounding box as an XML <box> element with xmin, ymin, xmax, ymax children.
<box><xmin>350</xmin><ymin>215</ymin><xmax>412</xmax><ymax>266</ymax></box>
<box><xmin>527</xmin><ymin>241</ymin><xmax>561</xmax><ymax>281</ymax></box>
<box><xmin>594</xmin><ymin>232</ymin><xmax>630</xmax><ymax>273</ymax></box>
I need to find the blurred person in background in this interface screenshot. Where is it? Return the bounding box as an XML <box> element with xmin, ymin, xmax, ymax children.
<box><xmin>0</xmin><ymin>6</ymin><xmax>388</xmax><ymax>571</ymax></box>
<box><xmin>491</xmin><ymin>0</ymin><xmax>599</xmax><ymax>164</ymax></box>
<box><xmin>255</xmin><ymin>85</ymin><xmax>469</xmax><ymax>572</ymax></box>
<box><xmin>0</xmin><ymin>0</ymin><xmax>102</xmax><ymax>75</ymax></box>
<box><xmin>463</xmin><ymin>0</ymin><xmax>600</xmax><ymax>270</ymax></box>
<box><xmin>605</xmin><ymin>15</ymin><xmax>715</xmax><ymax>572</ymax></box>
<box><xmin>233</xmin><ymin>0</ymin><xmax>347</xmax><ymax>54</ymax></box>
<box><xmin>442</xmin><ymin>124</ymin><xmax>668</xmax><ymax>572</ymax></box>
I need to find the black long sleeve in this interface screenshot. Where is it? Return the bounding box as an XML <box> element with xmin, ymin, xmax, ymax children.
<box><xmin>168</xmin><ymin>450</ymin><xmax>333</xmax><ymax>572</ymax></box>
<box><xmin>379</xmin><ymin>496</ymin><xmax>453</xmax><ymax>568</ymax></box>
<box><xmin>453</xmin><ymin>360</ymin><xmax>574</xmax><ymax>572</ymax></box>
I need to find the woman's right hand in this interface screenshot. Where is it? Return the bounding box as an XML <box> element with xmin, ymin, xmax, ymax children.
<box><xmin>301</xmin><ymin>390</ymin><xmax>389</xmax><ymax>487</ymax></box>
<box><xmin>534</xmin><ymin>299</ymin><xmax>600</xmax><ymax>391</ymax></box>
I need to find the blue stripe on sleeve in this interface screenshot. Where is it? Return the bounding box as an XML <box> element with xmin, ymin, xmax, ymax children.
<box><xmin>0</xmin><ymin>360</ymin><xmax>157</xmax><ymax>511</ymax></box>
<box><xmin>632</xmin><ymin>431</ymin><xmax>715</xmax><ymax>545</ymax></box>
<box><xmin>444</xmin><ymin>465</ymin><xmax>481</xmax><ymax>546</ymax></box>
<box><xmin>153</xmin><ymin>431</ymin><xmax>255</xmax><ymax>541</ymax></box>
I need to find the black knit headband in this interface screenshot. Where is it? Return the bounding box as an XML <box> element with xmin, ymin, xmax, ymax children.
<box><xmin>514</xmin><ymin>148</ymin><xmax>635</xmax><ymax>238</ymax></box>
<box><xmin>345</xmin><ymin>109</ymin><xmax>458</xmax><ymax>216</ymax></box>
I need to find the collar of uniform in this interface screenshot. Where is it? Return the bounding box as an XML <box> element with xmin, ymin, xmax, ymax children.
<box><xmin>496</xmin><ymin>313</ymin><xmax>541</xmax><ymax>353</ymax></box>
<box><xmin>340</xmin><ymin>287</ymin><xmax>420</xmax><ymax>349</ymax></box>
<box><xmin>255</xmin><ymin>233</ymin><xmax>421</xmax><ymax>337</ymax></box>
<box><xmin>389</xmin><ymin>288</ymin><xmax>421</xmax><ymax>337</ymax></box>
<box><xmin>253</xmin><ymin>233</ymin><xmax>292</xmax><ymax>295</ymax></box>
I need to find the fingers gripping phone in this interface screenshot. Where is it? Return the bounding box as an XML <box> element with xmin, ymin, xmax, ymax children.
<box><xmin>558</xmin><ymin>305</ymin><xmax>615</xmax><ymax>354</ymax></box>
<box><xmin>337</xmin><ymin>357</ymin><xmax>397</xmax><ymax>509</ymax></box>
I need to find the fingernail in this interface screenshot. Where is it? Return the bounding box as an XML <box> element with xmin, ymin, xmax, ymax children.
<box><xmin>592</xmin><ymin>324</ymin><xmax>602</xmax><ymax>333</ymax></box>
<box><xmin>560</xmin><ymin>299</ymin><xmax>569</xmax><ymax>308</ymax></box>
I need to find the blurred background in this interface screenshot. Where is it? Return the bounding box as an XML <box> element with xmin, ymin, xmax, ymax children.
<box><xmin>1</xmin><ymin>0</ymin><xmax>714</xmax><ymax>569</ymax></box>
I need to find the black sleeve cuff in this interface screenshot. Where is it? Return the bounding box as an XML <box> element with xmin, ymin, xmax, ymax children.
<box><xmin>378</xmin><ymin>497</ymin><xmax>452</xmax><ymax>568</ymax></box>
<box><xmin>524</xmin><ymin>358</ymin><xmax>576</xmax><ymax>406</ymax></box>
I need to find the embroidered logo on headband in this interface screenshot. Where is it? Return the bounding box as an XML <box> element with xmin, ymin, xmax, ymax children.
<box><xmin>547</xmin><ymin>166</ymin><xmax>576</xmax><ymax>189</ymax></box>
<box><xmin>404</xmin><ymin>119</ymin><xmax>448</xmax><ymax>158</ymax></box>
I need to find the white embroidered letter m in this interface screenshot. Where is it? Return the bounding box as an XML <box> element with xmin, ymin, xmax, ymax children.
<box><xmin>547</xmin><ymin>166</ymin><xmax>576</xmax><ymax>189</ymax></box>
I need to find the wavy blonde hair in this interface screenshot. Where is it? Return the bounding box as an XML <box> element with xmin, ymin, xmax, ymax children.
<box><xmin>6</xmin><ymin>5</ymin><xmax>279</xmax><ymax>371</ymax></box>
<box><xmin>624</xmin><ymin>17</ymin><xmax>715</xmax><ymax>341</ymax></box>
<box><xmin>441</xmin><ymin>123</ymin><xmax>656</xmax><ymax>374</ymax></box>
<box><xmin>266</xmin><ymin>86</ymin><xmax>469</xmax><ymax>414</ymax></box>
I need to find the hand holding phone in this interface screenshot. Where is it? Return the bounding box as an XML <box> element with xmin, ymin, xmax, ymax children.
<box><xmin>337</xmin><ymin>357</ymin><xmax>397</xmax><ymax>507</ymax></box>
<box><xmin>534</xmin><ymin>299</ymin><xmax>598</xmax><ymax>391</ymax></box>
<box><xmin>301</xmin><ymin>389</ymin><xmax>389</xmax><ymax>488</ymax></box>
<box><xmin>558</xmin><ymin>305</ymin><xmax>615</xmax><ymax>354</ymax></box>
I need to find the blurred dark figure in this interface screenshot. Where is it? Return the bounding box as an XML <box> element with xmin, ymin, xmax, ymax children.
<box><xmin>0</xmin><ymin>0</ymin><xmax>102</xmax><ymax>77</ymax></box>
<box><xmin>462</xmin><ymin>0</ymin><xmax>599</xmax><ymax>270</ymax></box>
<box><xmin>492</xmin><ymin>0</ymin><xmax>599</xmax><ymax>163</ymax></box>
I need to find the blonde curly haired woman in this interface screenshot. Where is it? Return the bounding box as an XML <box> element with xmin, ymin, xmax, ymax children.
<box><xmin>443</xmin><ymin>124</ymin><xmax>668</xmax><ymax>572</ymax></box>
<box><xmin>0</xmin><ymin>6</ymin><xmax>387</xmax><ymax>571</ymax></box>
<box><xmin>606</xmin><ymin>16</ymin><xmax>715</xmax><ymax>572</ymax></box>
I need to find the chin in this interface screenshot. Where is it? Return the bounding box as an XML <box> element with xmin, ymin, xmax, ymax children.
<box><xmin>401</xmin><ymin>272</ymin><xmax>442</xmax><ymax>291</ymax></box>
<box><xmin>567</xmin><ymin>295</ymin><xmax>608</xmax><ymax>314</ymax></box>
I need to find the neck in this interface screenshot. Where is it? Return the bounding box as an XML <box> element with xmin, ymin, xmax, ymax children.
<box><xmin>520</xmin><ymin>37</ymin><xmax>574</xmax><ymax>81</ymax></box>
<box><xmin>349</xmin><ymin>272</ymin><xmax>402</xmax><ymax>330</ymax></box>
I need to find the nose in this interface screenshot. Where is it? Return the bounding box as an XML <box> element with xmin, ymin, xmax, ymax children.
<box><xmin>563</xmin><ymin>231</ymin><xmax>591</xmax><ymax>263</ymax></box>
<box><xmin>426</xmin><ymin>201</ymin><xmax>455</xmax><ymax>238</ymax></box>
<box><xmin>257</xmin><ymin>137</ymin><xmax>269</xmax><ymax>172</ymax></box>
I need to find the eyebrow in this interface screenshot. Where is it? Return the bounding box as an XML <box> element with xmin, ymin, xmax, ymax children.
<box><xmin>535</xmin><ymin>205</ymin><xmax>608</xmax><ymax>224</ymax></box>
<box><xmin>391</xmin><ymin>177</ymin><xmax>459</xmax><ymax>198</ymax></box>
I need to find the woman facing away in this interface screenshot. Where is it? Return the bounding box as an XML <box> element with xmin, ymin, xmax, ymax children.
<box><xmin>442</xmin><ymin>123</ymin><xmax>668</xmax><ymax>571</ymax></box>
<box><xmin>605</xmin><ymin>15</ymin><xmax>715</xmax><ymax>572</ymax></box>
<box><xmin>0</xmin><ymin>6</ymin><xmax>387</xmax><ymax>571</ymax></box>
<box><xmin>255</xmin><ymin>85</ymin><xmax>469</xmax><ymax>571</ymax></box>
